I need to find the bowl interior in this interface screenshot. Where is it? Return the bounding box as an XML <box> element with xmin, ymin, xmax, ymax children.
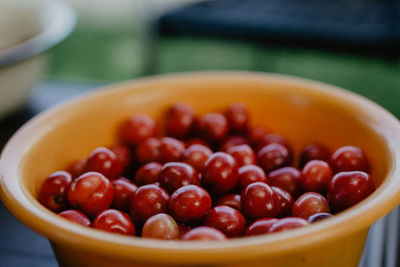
<box><xmin>2</xmin><ymin>72</ymin><xmax>400</xmax><ymax>264</ymax></box>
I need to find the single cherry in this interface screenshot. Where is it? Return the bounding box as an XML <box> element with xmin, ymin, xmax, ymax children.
<box><xmin>299</xmin><ymin>143</ymin><xmax>331</xmax><ymax>168</ymax></box>
<box><xmin>241</xmin><ymin>182</ymin><xmax>279</xmax><ymax>220</ymax></box>
<box><xmin>111</xmin><ymin>178</ymin><xmax>137</xmax><ymax>212</ymax></box>
<box><xmin>93</xmin><ymin>209</ymin><xmax>135</xmax><ymax>235</ymax></box>
<box><xmin>119</xmin><ymin>114</ymin><xmax>157</xmax><ymax>145</ymax></box>
<box><xmin>183</xmin><ymin>144</ymin><xmax>212</xmax><ymax>172</ymax></box>
<box><xmin>142</xmin><ymin>213</ymin><xmax>180</xmax><ymax>240</ymax></box>
<box><xmin>300</xmin><ymin>160</ymin><xmax>332</xmax><ymax>194</ymax></box>
<box><xmin>225</xmin><ymin>102</ymin><xmax>249</xmax><ymax>133</ymax></box>
<box><xmin>292</xmin><ymin>192</ymin><xmax>330</xmax><ymax>219</ymax></box>
<box><xmin>87</xmin><ymin>147</ymin><xmax>124</xmax><ymax>179</ymax></box>
<box><xmin>269</xmin><ymin>217</ymin><xmax>309</xmax><ymax>233</ymax></box>
<box><xmin>220</xmin><ymin>135</ymin><xmax>248</xmax><ymax>152</ymax></box>
<box><xmin>181</xmin><ymin>226</ymin><xmax>226</xmax><ymax>241</ymax></box>
<box><xmin>169</xmin><ymin>185</ymin><xmax>211</xmax><ymax>222</ymax></box>
<box><xmin>327</xmin><ymin>171</ymin><xmax>375</xmax><ymax>212</ymax></box>
<box><xmin>136</xmin><ymin>137</ymin><xmax>161</xmax><ymax>163</ymax></box>
<box><xmin>38</xmin><ymin>171</ymin><xmax>72</xmax><ymax>212</ymax></box>
<box><xmin>202</xmin><ymin>152</ymin><xmax>239</xmax><ymax>195</ymax></box>
<box><xmin>59</xmin><ymin>209</ymin><xmax>92</xmax><ymax>227</ymax></box>
<box><xmin>272</xmin><ymin>186</ymin><xmax>294</xmax><ymax>218</ymax></box>
<box><xmin>203</xmin><ymin>205</ymin><xmax>246</xmax><ymax>237</ymax></box>
<box><xmin>238</xmin><ymin>164</ymin><xmax>268</xmax><ymax>190</ymax></box>
<box><xmin>134</xmin><ymin>162</ymin><xmax>162</xmax><ymax>185</ymax></box>
<box><xmin>159</xmin><ymin>137</ymin><xmax>185</xmax><ymax>163</ymax></box>
<box><xmin>110</xmin><ymin>144</ymin><xmax>132</xmax><ymax>170</ymax></box>
<box><xmin>257</xmin><ymin>143</ymin><xmax>291</xmax><ymax>173</ymax></box>
<box><xmin>165</xmin><ymin>103</ymin><xmax>196</xmax><ymax>139</ymax></box>
<box><xmin>244</xmin><ymin>218</ymin><xmax>278</xmax><ymax>236</ymax></box>
<box><xmin>227</xmin><ymin>144</ymin><xmax>256</xmax><ymax>167</ymax></box>
<box><xmin>330</xmin><ymin>146</ymin><xmax>370</xmax><ymax>173</ymax></box>
<box><xmin>197</xmin><ymin>113</ymin><xmax>229</xmax><ymax>143</ymax></box>
<box><xmin>268</xmin><ymin>167</ymin><xmax>302</xmax><ymax>198</ymax></box>
<box><xmin>67</xmin><ymin>172</ymin><xmax>114</xmax><ymax>217</ymax></box>
<box><xmin>159</xmin><ymin>162</ymin><xmax>199</xmax><ymax>193</ymax></box>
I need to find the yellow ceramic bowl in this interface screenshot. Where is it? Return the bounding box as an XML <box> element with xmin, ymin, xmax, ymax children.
<box><xmin>1</xmin><ymin>72</ymin><xmax>400</xmax><ymax>267</ymax></box>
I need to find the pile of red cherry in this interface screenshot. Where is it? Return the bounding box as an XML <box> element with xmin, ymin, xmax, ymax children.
<box><xmin>38</xmin><ymin>102</ymin><xmax>375</xmax><ymax>241</ymax></box>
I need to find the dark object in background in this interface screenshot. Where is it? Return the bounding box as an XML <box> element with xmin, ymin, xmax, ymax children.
<box><xmin>157</xmin><ymin>0</ymin><xmax>400</xmax><ymax>59</ymax></box>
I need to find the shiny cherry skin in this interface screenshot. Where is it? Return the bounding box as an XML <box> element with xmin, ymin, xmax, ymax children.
<box><xmin>268</xmin><ymin>167</ymin><xmax>302</xmax><ymax>198</ymax></box>
<box><xmin>225</xmin><ymin>102</ymin><xmax>249</xmax><ymax>133</ymax></box>
<box><xmin>119</xmin><ymin>114</ymin><xmax>157</xmax><ymax>145</ymax></box>
<box><xmin>220</xmin><ymin>135</ymin><xmax>248</xmax><ymax>152</ymax></box>
<box><xmin>327</xmin><ymin>171</ymin><xmax>375</xmax><ymax>212</ymax></box>
<box><xmin>159</xmin><ymin>162</ymin><xmax>199</xmax><ymax>193</ymax></box>
<box><xmin>330</xmin><ymin>146</ymin><xmax>370</xmax><ymax>173</ymax></box>
<box><xmin>241</xmin><ymin>182</ymin><xmax>279</xmax><ymax>220</ymax></box>
<box><xmin>67</xmin><ymin>172</ymin><xmax>114</xmax><ymax>217</ymax></box>
<box><xmin>202</xmin><ymin>152</ymin><xmax>239</xmax><ymax>195</ymax></box>
<box><xmin>292</xmin><ymin>192</ymin><xmax>330</xmax><ymax>219</ymax></box>
<box><xmin>87</xmin><ymin>147</ymin><xmax>124</xmax><ymax>179</ymax></box>
<box><xmin>159</xmin><ymin>137</ymin><xmax>185</xmax><ymax>163</ymax></box>
<box><xmin>181</xmin><ymin>226</ymin><xmax>226</xmax><ymax>241</ymax></box>
<box><xmin>110</xmin><ymin>144</ymin><xmax>132</xmax><ymax>169</ymax></box>
<box><xmin>204</xmin><ymin>205</ymin><xmax>246</xmax><ymax>237</ymax></box>
<box><xmin>130</xmin><ymin>184</ymin><xmax>169</xmax><ymax>223</ymax></box>
<box><xmin>66</xmin><ymin>157</ymin><xmax>88</xmax><ymax>178</ymax></box>
<box><xmin>215</xmin><ymin>194</ymin><xmax>241</xmax><ymax>211</ymax></box>
<box><xmin>300</xmin><ymin>160</ymin><xmax>332</xmax><ymax>194</ymax></box>
<box><xmin>244</xmin><ymin>218</ymin><xmax>278</xmax><ymax>236</ymax></box>
<box><xmin>269</xmin><ymin>217</ymin><xmax>309</xmax><ymax>233</ymax></box>
<box><xmin>136</xmin><ymin>137</ymin><xmax>161</xmax><ymax>163</ymax></box>
<box><xmin>308</xmin><ymin>212</ymin><xmax>333</xmax><ymax>223</ymax></box>
<box><xmin>227</xmin><ymin>144</ymin><xmax>256</xmax><ymax>167</ymax></box>
<box><xmin>257</xmin><ymin>133</ymin><xmax>292</xmax><ymax>153</ymax></box>
<box><xmin>169</xmin><ymin>185</ymin><xmax>212</xmax><ymax>222</ymax></box>
<box><xmin>272</xmin><ymin>186</ymin><xmax>294</xmax><ymax>218</ymax></box>
<box><xmin>186</xmin><ymin>138</ymin><xmax>211</xmax><ymax>149</ymax></box>
<box><xmin>142</xmin><ymin>213</ymin><xmax>180</xmax><ymax>240</ymax></box>
<box><xmin>197</xmin><ymin>113</ymin><xmax>229</xmax><ymax>143</ymax></box>
<box><xmin>247</xmin><ymin>126</ymin><xmax>268</xmax><ymax>147</ymax></box>
<box><xmin>38</xmin><ymin>171</ymin><xmax>72</xmax><ymax>212</ymax></box>
<box><xmin>165</xmin><ymin>103</ymin><xmax>196</xmax><ymax>139</ymax></box>
<box><xmin>257</xmin><ymin>143</ymin><xmax>291</xmax><ymax>173</ymax></box>
<box><xmin>111</xmin><ymin>178</ymin><xmax>137</xmax><ymax>212</ymax></box>
<box><xmin>183</xmin><ymin>144</ymin><xmax>213</xmax><ymax>172</ymax></box>
<box><xmin>93</xmin><ymin>209</ymin><xmax>135</xmax><ymax>235</ymax></box>
<box><xmin>59</xmin><ymin>209</ymin><xmax>92</xmax><ymax>227</ymax></box>
<box><xmin>299</xmin><ymin>143</ymin><xmax>331</xmax><ymax>168</ymax></box>
<box><xmin>134</xmin><ymin>162</ymin><xmax>162</xmax><ymax>185</ymax></box>
<box><xmin>238</xmin><ymin>165</ymin><xmax>268</xmax><ymax>191</ymax></box>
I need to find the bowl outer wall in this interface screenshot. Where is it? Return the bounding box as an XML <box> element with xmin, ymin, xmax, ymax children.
<box><xmin>1</xmin><ymin>71</ymin><xmax>400</xmax><ymax>265</ymax></box>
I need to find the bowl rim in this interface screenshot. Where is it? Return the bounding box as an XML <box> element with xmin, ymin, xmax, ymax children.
<box><xmin>0</xmin><ymin>0</ymin><xmax>76</xmax><ymax>68</ymax></box>
<box><xmin>1</xmin><ymin>71</ymin><xmax>400</xmax><ymax>264</ymax></box>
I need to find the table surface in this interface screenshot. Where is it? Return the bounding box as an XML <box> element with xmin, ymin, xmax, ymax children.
<box><xmin>0</xmin><ymin>79</ymin><xmax>398</xmax><ymax>267</ymax></box>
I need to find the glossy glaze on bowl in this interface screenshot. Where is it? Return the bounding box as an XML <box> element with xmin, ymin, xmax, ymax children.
<box><xmin>1</xmin><ymin>72</ymin><xmax>400</xmax><ymax>267</ymax></box>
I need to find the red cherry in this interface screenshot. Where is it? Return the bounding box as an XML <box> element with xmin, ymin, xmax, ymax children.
<box><xmin>247</xmin><ymin>126</ymin><xmax>268</xmax><ymax>147</ymax></box>
<box><xmin>327</xmin><ymin>171</ymin><xmax>375</xmax><ymax>212</ymax></box>
<box><xmin>202</xmin><ymin>152</ymin><xmax>239</xmax><ymax>195</ymax></box>
<box><xmin>134</xmin><ymin>162</ymin><xmax>162</xmax><ymax>185</ymax></box>
<box><xmin>227</xmin><ymin>144</ymin><xmax>256</xmax><ymax>167</ymax></box>
<box><xmin>185</xmin><ymin>138</ymin><xmax>211</xmax><ymax>149</ymax></box>
<box><xmin>308</xmin><ymin>212</ymin><xmax>333</xmax><ymax>223</ymax></box>
<box><xmin>66</xmin><ymin>158</ymin><xmax>87</xmax><ymax>178</ymax></box>
<box><xmin>119</xmin><ymin>114</ymin><xmax>157</xmax><ymax>145</ymax></box>
<box><xmin>93</xmin><ymin>209</ymin><xmax>135</xmax><ymax>235</ymax></box>
<box><xmin>38</xmin><ymin>171</ymin><xmax>72</xmax><ymax>212</ymax></box>
<box><xmin>225</xmin><ymin>102</ymin><xmax>249</xmax><ymax>133</ymax></box>
<box><xmin>257</xmin><ymin>143</ymin><xmax>291</xmax><ymax>173</ymax></box>
<box><xmin>220</xmin><ymin>135</ymin><xmax>248</xmax><ymax>152</ymax></box>
<box><xmin>300</xmin><ymin>160</ymin><xmax>332</xmax><ymax>194</ymax></box>
<box><xmin>142</xmin><ymin>213</ymin><xmax>180</xmax><ymax>240</ymax></box>
<box><xmin>215</xmin><ymin>194</ymin><xmax>241</xmax><ymax>211</ymax></box>
<box><xmin>331</xmin><ymin>146</ymin><xmax>370</xmax><ymax>173</ymax></box>
<box><xmin>257</xmin><ymin>133</ymin><xmax>292</xmax><ymax>153</ymax></box>
<box><xmin>169</xmin><ymin>185</ymin><xmax>211</xmax><ymax>222</ymax></box>
<box><xmin>299</xmin><ymin>143</ymin><xmax>331</xmax><ymax>168</ymax></box>
<box><xmin>130</xmin><ymin>184</ymin><xmax>169</xmax><ymax>223</ymax></box>
<box><xmin>110</xmin><ymin>144</ymin><xmax>132</xmax><ymax>169</ymax></box>
<box><xmin>165</xmin><ymin>103</ymin><xmax>196</xmax><ymax>139</ymax></box>
<box><xmin>59</xmin><ymin>209</ymin><xmax>91</xmax><ymax>227</ymax></box>
<box><xmin>197</xmin><ymin>113</ymin><xmax>228</xmax><ymax>143</ymax></box>
<box><xmin>238</xmin><ymin>165</ymin><xmax>268</xmax><ymax>191</ymax></box>
<box><xmin>183</xmin><ymin>144</ymin><xmax>212</xmax><ymax>172</ymax></box>
<box><xmin>111</xmin><ymin>178</ymin><xmax>137</xmax><ymax>212</ymax></box>
<box><xmin>241</xmin><ymin>182</ymin><xmax>279</xmax><ymax>220</ymax></box>
<box><xmin>87</xmin><ymin>147</ymin><xmax>124</xmax><ymax>179</ymax></box>
<box><xmin>272</xmin><ymin>186</ymin><xmax>294</xmax><ymax>218</ymax></box>
<box><xmin>292</xmin><ymin>192</ymin><xmax>330</xmax><ymax>219</ymax></box>
<box><xmin>204</xmin><ymin>205</ymin><xmax>246</xmax><ymax>237</ymax></box>
<box><xmin>159</xmin><ymin>162</ymin><xmax>199</xmax><ymax>193</ymax></box>
<box><xmin>244</xmin><ymin>218</ymin><xmax>278</xmax><ymax>236</ymax></box>
<box><xmin>269</xmin><ymin>217</ymin><xmax>309</xmax><ymax>233</ymax></box>
<box><xmin>181</xmin><ymin>226</ymin><xmax>226</xmax><ymax>241</ymax></box>
<box><xmin>67</xmin><ymin>172</ymin><xmax>114</xmax><ymax>217</ymax></box>
<box><xmin>268</xmin><ymin>167</ymin><xmax>302</xmax><ymax>198</ymax></box>
<box><xmin>136</xmin><ymin>138</ymin><xmax>161</xmax><ymax>163</ymax></box>
<box><xmin>159</xmin><ymin>137</ymin><xmax>185</xmax><ymax>163</ymax></box>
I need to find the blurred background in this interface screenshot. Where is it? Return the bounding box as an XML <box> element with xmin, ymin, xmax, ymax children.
<box><xmin>1</xmin><ymin>0</ymin><xmax>400</xmax><ymax>266</ymax></box>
